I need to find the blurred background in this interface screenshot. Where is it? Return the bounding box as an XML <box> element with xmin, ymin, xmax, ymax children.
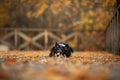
<box><xmin>0</xmin><ymin>0</ymin><xmax>117</xmax><ymax>51</ymax></box>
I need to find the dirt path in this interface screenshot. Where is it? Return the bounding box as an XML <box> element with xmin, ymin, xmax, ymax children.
<box><xmin>0</xmin><ymin>51</ymin><xmax>120</xmax><ymax>80</ymax></box>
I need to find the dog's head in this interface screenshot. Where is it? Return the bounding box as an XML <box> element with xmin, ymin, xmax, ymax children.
<box><xmin>49</xmin><ymin>42</ymin><xmax>73</xmax><ymax>57</ymax></box>
<box><xmin>54</xmin><ymin>42</ymin><xmax>66</xmax><ymax>57</ymax></box>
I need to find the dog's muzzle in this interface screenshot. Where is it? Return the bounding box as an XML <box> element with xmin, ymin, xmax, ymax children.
<box><xmin>55</xmin><ymin>53</ymin><xmax>60</xmax><ymax>57</ymax></box>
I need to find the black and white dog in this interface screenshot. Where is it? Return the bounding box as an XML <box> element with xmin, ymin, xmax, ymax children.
<box><xmin>49</xmin><ymin>42</ymin><xmax>73</xmax><ymax>57</ymax></box>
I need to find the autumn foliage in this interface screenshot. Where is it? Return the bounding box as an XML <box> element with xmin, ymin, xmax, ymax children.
<box><xmin>0</xmin><ymin>51</ymin><xmax>120</xmax><ymax>80</ymax></box>
<box><xmin>0</xmin><ymin>0</ymin><xmax>116</xmax><ymax>30</ymax></box>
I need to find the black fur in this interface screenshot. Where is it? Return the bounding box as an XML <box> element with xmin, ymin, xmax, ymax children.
<box><xmin>49</xmin><ymin>42</ymin><xmax>73</xmax><ymax>57</ymax></box>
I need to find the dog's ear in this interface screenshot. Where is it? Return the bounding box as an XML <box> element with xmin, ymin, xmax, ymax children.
<box><xmin>64</xmin><ymin>44</ymin><xmax>69</xmax><ymax>50</ymax></box>
<box><xmin>70</xmin><ymin>47</ymin><xmax>73</xmax><ymax>52</ymax></box>
<box><xmin>65</xmin><ymin>44</ymin><xmax>69</xmax><ymax>47</ymax></box>
<box><xmin>55</xmin><ymin>42</ymin><xmax>59</xmax><ymax>47</ymax></box>
<box><xmin>66</xmin><ymin>44</ymin><xmax>73</xmax><ymax>52</ymax></box>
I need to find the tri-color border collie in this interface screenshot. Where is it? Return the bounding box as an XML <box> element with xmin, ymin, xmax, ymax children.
<box><xmin>49</xmin><ymin>42</ymin><xmax>73</xmax><ymax>57</ymax></box>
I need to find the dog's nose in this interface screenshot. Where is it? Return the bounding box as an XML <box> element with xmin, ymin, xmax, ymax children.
<box><xmin>56</xmin><ymin>54</ymin><xmax>59</xmax><ymax>57</ymax></box>
<box><xmin>56</xmin><ymin>53</ymin><xmax>60</xmax><ymax>57</ymax></box>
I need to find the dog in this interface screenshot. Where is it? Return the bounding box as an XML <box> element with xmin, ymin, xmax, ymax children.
<box><xmin>49</xmin><ymin>42</ymin><xmax>73</xmax><ymax>57</ymax></box>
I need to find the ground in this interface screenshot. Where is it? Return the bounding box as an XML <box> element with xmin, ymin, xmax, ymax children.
<box><xmin>0</xmin><ymin>51</ymin><xmax>120</xmax><ymax>80</ymax></box>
